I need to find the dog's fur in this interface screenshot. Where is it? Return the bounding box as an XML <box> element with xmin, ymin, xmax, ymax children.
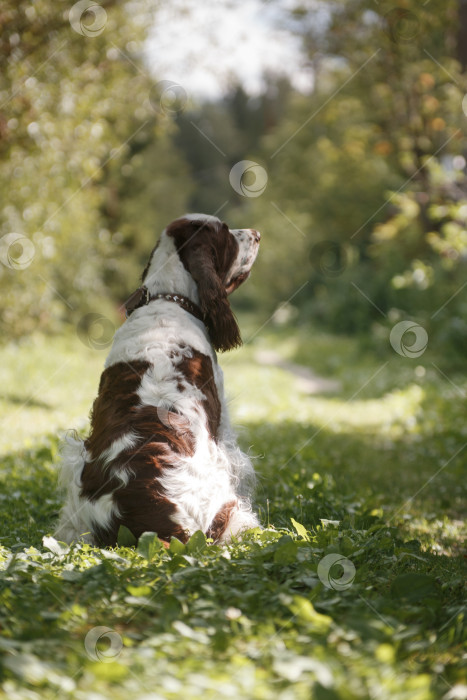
<box><xmin>55</xmin><ymin>213</ymin><xmax>261</xmax><ymax>546</ymax></box>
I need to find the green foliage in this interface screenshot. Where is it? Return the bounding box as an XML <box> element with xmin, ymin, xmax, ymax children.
<box><xmin>243</xmin><ymin>0</ymin><xmax>467</xmax><ymax>351</ymax></box>
<box><xmin>0</xmin><ymin>326</ymin><xmax>465</xmax><ymax>698</ymax></box>
<box><xmin>0</xmin><ymin>0</ymin><xmax>191</xmax><ymax>339</ymax></box>
<box><xmin>117</xmin><ymin>525</ymin><xmax>137</xmax><ymax>547</ymax></box>
<box><xmin>2</xmin><ymin>0</ymin><xmax>466</xmax><ymax>359</ymax></box>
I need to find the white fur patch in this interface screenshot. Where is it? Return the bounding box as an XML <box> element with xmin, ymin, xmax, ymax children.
<box><xmin>54</xmin><ymin>434</ymin><xmax>120</xmax><ymax>543</ymax></box>
<box><xmin>217</xmin><ymin>507</ymin><xmax>260</xmax><ymax>543</ymax></box>
<box><xmin>93</xmin><ymin>431</ymin><xmax>140</xmax><ymax>468</ymax></box>
<box><xmin>226</xmin><ymin>228</ymin><xmax>260</xmax><ymax>285</ymax></box>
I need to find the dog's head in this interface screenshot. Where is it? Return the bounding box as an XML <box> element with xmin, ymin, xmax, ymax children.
<box><xmin>142</xmin><ymin>214</ymin><xmax>260</xmax><ymax>352</ymax></box>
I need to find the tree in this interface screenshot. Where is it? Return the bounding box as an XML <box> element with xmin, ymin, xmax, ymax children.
<box><xmin>246</xmin><ymin>0</ymin><xmax>467</xmax><ymax>345</ymax></box>
<box><xmin>0</xmin><ymin>0</ymin><xmax>191</xmax><ymax>339</ymax></box>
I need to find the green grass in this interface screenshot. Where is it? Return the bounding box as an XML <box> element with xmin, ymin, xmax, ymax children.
<box><xmin>0</xmin><ymin>320</ymin><xmax>465</xmax><ymax>699</ymax></box>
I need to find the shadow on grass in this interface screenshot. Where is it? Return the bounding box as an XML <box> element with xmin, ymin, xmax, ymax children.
<box><xmin>0</xmin><ymin>403</ymin><xmax>464</xmax><ymax>559</ymax></box>
<box><xmin>0</xmin><ymin>438</ymin><xmax>62</xmax><ymax>550</ymax></box>
<box><xmin>242</xmin><ymin>415</ymin><xmax>466</xmax><ymax>552</ymax></box>
<box><xmin>0</xmin><ymin>392</ymin><xmax>54</xmax><ymax>409</ymax></box>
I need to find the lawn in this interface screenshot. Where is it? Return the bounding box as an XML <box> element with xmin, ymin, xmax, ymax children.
<box><xmin>0</xmin><ymin>317</ymin><xmax>465</xmax><ymax>699</ymax></box>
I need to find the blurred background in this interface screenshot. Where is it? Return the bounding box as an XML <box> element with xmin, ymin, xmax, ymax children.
<box><xmin>1</xmin><ymin>6</ymin><xmax>466</xmax><ymax>695</ymax></box>
<box><xmin>1</xmin><ymin>0</ymin><xmax>466</xmax><ymax>358</ymax></box>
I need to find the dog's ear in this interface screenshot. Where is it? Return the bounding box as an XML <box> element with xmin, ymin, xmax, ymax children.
<box><xmin>186</xmin><ymin>245</ymin><xmax>242</xmax><ymax>352</ymax></box>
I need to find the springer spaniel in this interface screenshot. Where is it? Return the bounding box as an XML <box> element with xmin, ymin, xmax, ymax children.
<box><xmin>55</xmin><ymin>213</ymin><xmax>261</xmax><ymax>546</ymax></box>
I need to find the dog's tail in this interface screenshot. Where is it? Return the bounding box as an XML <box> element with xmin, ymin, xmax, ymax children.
<box><xmin>54</xmin><ymin>431</ymin><xmax>93</xmax><ymax>544</ymax></box>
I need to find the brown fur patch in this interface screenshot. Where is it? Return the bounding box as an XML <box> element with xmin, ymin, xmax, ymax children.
<box><xmin>84</xmin><ymin>360</ymin><xmax>150</xmax><ymax>458</ymax></box>
<box><xmin>79</xmin><ymin>349</ymin><xmax>223</xmax><ymax>546</ymax></box>
<box><xmin>207</xmin><ymin>500</ymin><xmax>237</xmax><ymax>542</ymax></box>
<box><xmin>80</xmin><ymin>357</ymin><xmax>198</xmax><ymax>545</ymax></box>
<box><xmin>166</xmin><ymin>218</ymin><xmax>242</xmax><ymax>352</ymax></box>
<box><xmin>176</xmin><ymin>350</ymin><xmax>221</xmax><ymax>439</ymax></box>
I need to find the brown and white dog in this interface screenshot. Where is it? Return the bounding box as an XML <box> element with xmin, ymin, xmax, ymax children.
<box><xmin>55</xmin><ymin>213</ymin><xmax>261</xmax><ymax>546</ymax></box>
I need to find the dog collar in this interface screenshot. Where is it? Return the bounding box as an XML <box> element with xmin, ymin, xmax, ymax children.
<box><xmin>125</xmin><ymin>287</ymin><xmax>205</xmax><ymax>323</ymax></box>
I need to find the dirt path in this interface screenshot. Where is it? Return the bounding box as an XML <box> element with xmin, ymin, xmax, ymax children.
<box><xmin>254</xmin><ymin>349</ymin><xmax>341</xmax><ymax>395</ymax></box>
